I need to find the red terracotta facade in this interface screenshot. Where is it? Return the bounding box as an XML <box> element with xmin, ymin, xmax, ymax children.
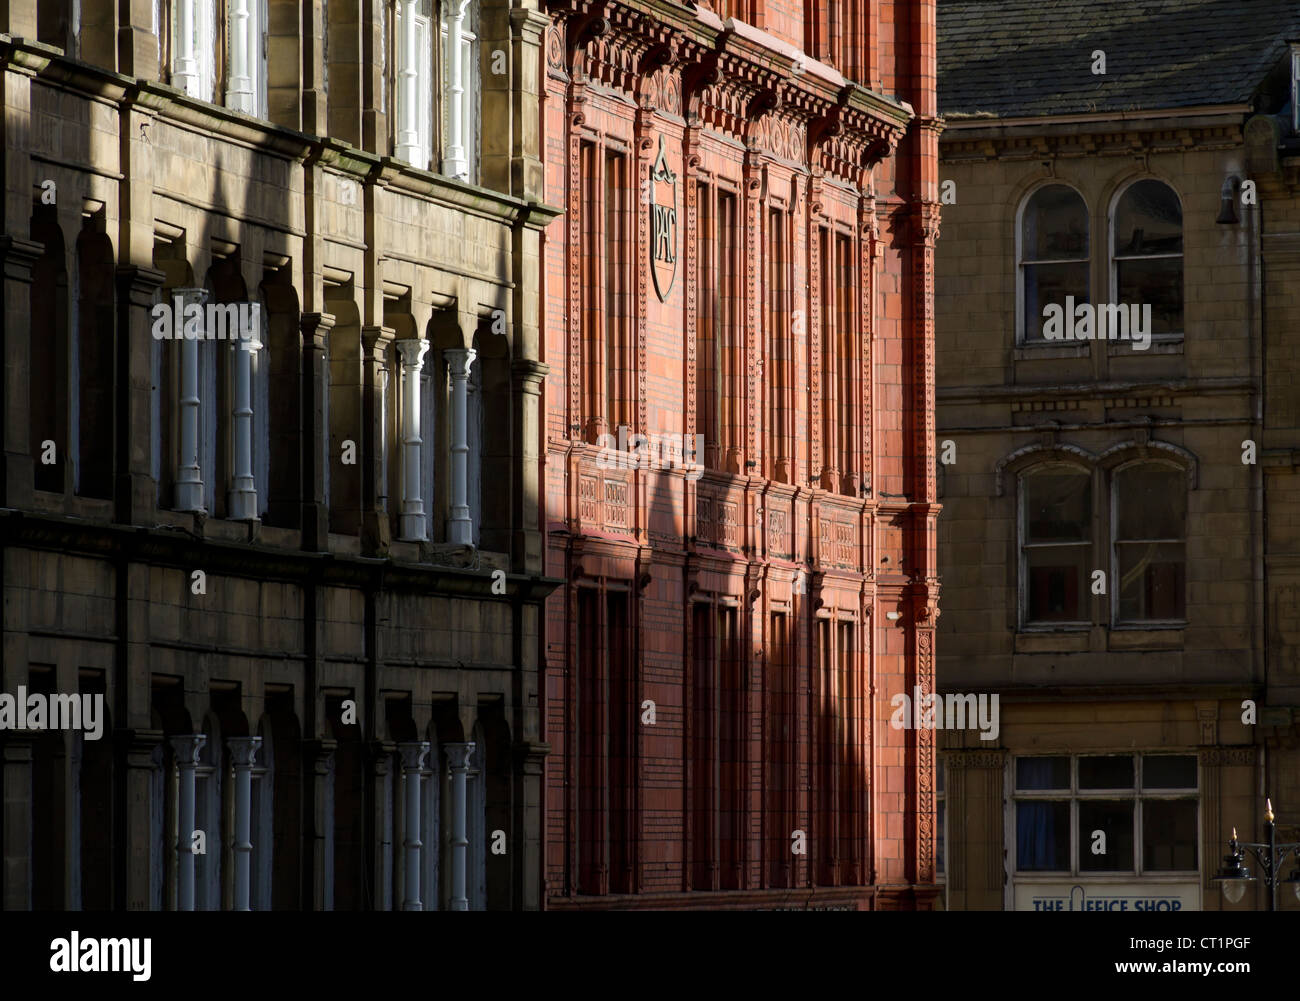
<box><xmin>540</xmin><ymin>0</ymin><xmax>940</xmax><ymax>909</ymax></box>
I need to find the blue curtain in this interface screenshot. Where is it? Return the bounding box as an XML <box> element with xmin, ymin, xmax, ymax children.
<box><xmin>1017</xmin><ymin>758</ymin><xmax>1065</xmax><ymax>870</ymax></box>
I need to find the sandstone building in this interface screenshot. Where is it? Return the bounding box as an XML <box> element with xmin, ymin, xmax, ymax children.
<box><xmin>541</xmin><ymin>0</ymin><xmax>942</xmax><ymax>908</ymax></box>
<box><xmin>935</xmin><ymin>0</ymin><xmax>1300</xmax><ymax>911</ymax></box>
<box><xmin>1</xmin><ymin>0</ymin><xmax>554</xmax><ymax>909</ymax></box>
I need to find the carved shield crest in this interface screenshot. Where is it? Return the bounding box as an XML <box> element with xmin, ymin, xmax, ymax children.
<box><xmin>649</xmin><ymin>135</ymin><xmax>678</xmax><ymax>302</ymax></box>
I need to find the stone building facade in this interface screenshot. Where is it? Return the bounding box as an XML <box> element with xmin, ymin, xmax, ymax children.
<box><xmin>1</xmin><ymin>0</ymin><xmax>555</xmax><ymax>910</ymax></box>
<box><xmin>541</xmin><ymin>0</ymin><xmax>941</xmax><ymax>908</ymax></box>
<box><xmin>935</xmin><ymin>0</ymin><xmax>1300</xmax><ymax>912</ymax></box>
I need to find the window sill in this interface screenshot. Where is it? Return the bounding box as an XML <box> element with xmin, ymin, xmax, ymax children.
<box><xmin>1015</xmin><ymin>629</ymin><xmax>1091</xmax><ymax>654</ymax></box>
<box><xmin>1013</xmin><ymin>343</ymin><xmax>1091</xmax><ymax>360</ymax></box>
<box><xmin>1108</xmin><ymin>626</ymin><xmax>1185</xmax><ymax>651</ymax></box>
<box><xmin>1108</xmin><ymin>336</ymin><xmax>1183</xmax><ymax>356</ymax></box>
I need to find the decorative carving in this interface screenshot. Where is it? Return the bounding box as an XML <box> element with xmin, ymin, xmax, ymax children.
<box><xmin>546</xmin><ymin>25</ymin><xmax>564</xmax><ymax>70</ymax></box>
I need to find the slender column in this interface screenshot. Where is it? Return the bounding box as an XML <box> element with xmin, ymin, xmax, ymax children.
<box><xmin>445</xmin><ymin>741</ymin><xmax>475</xmax><ymax>911</ymax></box>
<box><xmin>396</xmin><ymin>339</ymin><xmax>430</xmax><ymax>540</ymax></box>
<box><xmin>174</xmin><ymin>289</ymin><xmax>206</xmax><ymax>512</ymax></box>
<box><xmin>395</xmin><ymin>0</ymin><xmax>421</xmax><ymax>163</ymax></box>
<box><xmin>399</xmin><ymin>742</ymin><xmax>430</xmax><ymax>910</ymax></box>
<box><xmin>442</xmin><ymin>0</ymin><xmax>472</xmax><ymax>180</ymax></box>
<box><xmin>226</xmin><ymin>0</ymin><xmax>253</xmax><ymax>112</ymax></box>
<box><xmin>228</xmin><ymin>313</ymin><xmax>262</xmax><ymax>520</ymax></box>
<box><xmin>444</xmin><ymin>347</ymin><xmax>477</xmax><ymax>545</ymax></box>
<box><xmin>173</xmin><ymin>0</ymin><xmax>200</xmax><ymax>96</ymax></box>
<box><xmin>170</xmin><ymin>734</ymin><xmax>206</xmax><ymax>911</ymax></box>
<box><xmin>227</xmin><ymin>737</ymin><xmax>261</xmax><ymax>911</ymax></box>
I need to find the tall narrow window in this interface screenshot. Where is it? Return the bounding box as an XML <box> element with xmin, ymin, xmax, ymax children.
<box><xmin>608</xmin><ymin>591</ymin><xmax>632</xmax><ymax>894</ymax></box>
<box><xmin>1112</xmin><ymin>180</ymin><xmax>1183</xmax><ymax>337</ymax></box>
<box><xmin>766</xmin><ymin>611</ymin><xmax>793</xmax><ymax>888</ymax></box>
<box><xmin>604</xmin><ymin>151</ymin><xmax>627</xmax><ymax>432</ymax></box>
<box><xmin>579</xmin><ymin>142</ymin><xmax>603</xmax><ymax>439</ymax></box>
<box><xmin>226</xmin><ymin>0</ymin><xmax>269</xmax><ymax>116</ymax></box>
<box><xmin>576</xmin><ymin>589</ymin><xmax>604</xmax><ymax>894</ymax></box>
<box><xmin>30</xmin><ymin>206</ymin><xmax>69</xmax><ymax>494</ymax></box>
<box><xmin>817</xmin><ymin>618</ymin><xmax>838</xmax><ymax>883</ymax></box>
<box><xmin>819</xmin><ymin>226</ymin><xmax>836</xmax><ymax>487</ymax></box>
<box><xmin>1020</xmin><ymin>465</ymin><xmax>1091</xmax><ymax>625</ymax></box>
<box><xmin>1113</xmin><ymin>463</ymin><xmax>1186</xmax><ymax>623</ymax></box>
<box><xmin>718</xmin><ymin>606</ymin><xmax>742</xmax><ymax>890</ymax></box>
<box><xmin>440</xmin><ymin>0</ymin><xmax>479</xmax><ymax>181</ymax></box>
<box><xmin>766</xmin><ymin>208</ymin><xmax>790</xmax><ymax>481</ymax></box>
<box><xmin>1019</xmin><ymin>184</ymin><xmax>1089</xmax><ymax>344</ymax></box>
<box><xmin>836</xmin><ymin>621</ymin><xmax>856</xmax><ymax>875</ymax></box>
<box><xmin>690</xmin><ymin>602</ymin><xmax>715</xmax><ymax>891</ymax></box>
<box><xmin>395</xmin><ymin>0</ymin><xmax>434</xmax><ymax>168</ymax></box>
<box><xmin>717</xmin><ymin>192</ymin><xmax>737</xmax><ymax>467</ymax></box>
<box><xmin>695</xmin><ymin>182</ymin><xmax>718</xmax><ymax>462</ymax></box>
<box><xmin>836</xmin><ymin>233</ymin><xmax>857</xmax><ymax>493</ymax></box>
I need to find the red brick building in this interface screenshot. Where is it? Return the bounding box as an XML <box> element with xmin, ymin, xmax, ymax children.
<box><xmin>540</xmin><ymin>0</ymin><xmax>940</xmax><ymax>908</ymax></box>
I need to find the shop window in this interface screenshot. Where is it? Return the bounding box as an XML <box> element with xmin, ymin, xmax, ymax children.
<box><xmin>1014</xmin><ymin>753</ymin><xmax>1198</xmax><ymax>875</ymax></box>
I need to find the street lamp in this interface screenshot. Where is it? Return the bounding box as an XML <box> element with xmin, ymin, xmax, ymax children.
<box><xmin>1213</xmin><ymin>799</ymin><xmax>1300</xmax><ymax>910</ymax></box>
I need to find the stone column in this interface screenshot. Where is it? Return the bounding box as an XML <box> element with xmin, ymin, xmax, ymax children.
<box><xmin>227</xmin><ymin>737</ymin><xmax>261</xmax><ymax>911</ymax></box>
<box><xmin>442</xmin><ymin>0</ymin><xmax>472</xmax><ymax>180</ymax></box>
<box><xmin>396</xmin><ymin>339</ymin><xmax>430</xmax><ymax>540</ymax></box>
<box><xmin>228</xmin><ymin>318</ymin><xmax>262</xmax><ymax>520</ymax></box>
<box><xmin>170</xmin><ymin>734</ymin><xmax>206</xmax><ymax>911</ymax></box>
<box><xmin>445</xmin><ymin>741</ymin><xmax>475</xmax><ymax>910</ymax></box>
<box><xmin>399</xmin><ymin>742</ymin><xmax>429</xmax><ymax>910</ymax></box>
<box><xmin>300</xmin><ymin>313</ymin><xmax>334</xmax><ymax>550</ymax></box>
<box><xmin>395</xmin><ymin>0</ymin><xmax>421</xmax><ymax>163</ymax></box>
<box><xmin>174</xmin><ymin>288</ymin><xmax>207</xmax><ymax>512</ymax></box>
<box><xmin>304</xmin><ymin>739</ymin><xmax>337</xmax><ymax>911</ymax></box>
<box><xmin>226</xmin><ymin>0</ymin><xmax>254</xmax><ymax>112</ymax></box>
<box><xmin>445</xmin><ymin>348</ymin><xmax>477</xmax><ymax>545</ymax></box>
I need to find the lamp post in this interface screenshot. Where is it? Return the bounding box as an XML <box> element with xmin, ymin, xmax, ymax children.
<box><xmin>1212</xmin><ymin>799</ymin><xmax>1300</xmax><ymax>910</ymax></box>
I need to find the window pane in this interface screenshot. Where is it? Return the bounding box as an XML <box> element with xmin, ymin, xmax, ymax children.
<box><xmin>1023</xmin><ymin>185</ymin><xmax>1089</xmax><ymax>260</ymax></box>
<box><xmin>1114</xmin><ymin>180</ymin><xmax>1183</xmax><ymax>257</ymax></box>
<box><xmin>1116</xmin><ymin>466</ymin><xmax>1185</xmax><ymax>540</ymax></box>
<box><xmin>1023</xmin><ymin>261</ymin><xmax>1089</xmax><ymax>342</ymax></box>
<box><xmin>1143</xmin><ymin>800</ymin><xmax>1197</xmax><ymax>871</ymax></box>
<box><xmin>1079</xmin><ymin>755</ymin><xmax>1134</xmax><ymax>789</ymax></box>
<box><xmin>1016</xmin><ymin>756</ymin><xmax>1070</xmax><ymax>790</ymax></box>
<box><xmin>1117</xmin><ymin>541</ymin><xmax>1185</xmax><ymax>621</ymax></box>
<box><xmin>1143</xmin><ymin>755</ymin><xmax>1197</xmax><ymax>789</ymax></box>
<box><xmin>1016</xmin><ymin>801</ymin><xmax>1070</xmax><ymax>870</ymax></box>
<box><xmin>1116</xmin><ymin>257</ymin><xmax>1182</xmax><ymax>335</ymax></box>
<box><xmin>1078</xmin><ymin>800</ymin><xmax>1135</xmax><ymax>872</ymax></box>
<box><xmin>937</xmin><ymin>799</ymin><xmax>945</xmax><ymax>875</ymax></box>
<box><xmin>1023</xmin><ymin>471</ymin><xmax>1090</xmax><ymax>543</ymax></box>
<box><xmin>1026</xmin><ymin>546</ymin><xmax>1087</xmax><ymax>622</ymax></box>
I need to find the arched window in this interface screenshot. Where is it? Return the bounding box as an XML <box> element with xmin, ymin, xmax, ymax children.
<box><xmin>1112</xmin><ymin>462</ymin><xmax>1186</xmax><ymax>623</ymax></box>
<box><xmin>1112</xmin><ymin>179</ymin><xmax>1183</xmax><ymax>337</ymax></box>
<box><xmin>1018</xmin><ymin>184</ymin><xmax>1089</xmax><ymax>343</ymax></box>
<box><xmin>1019</xmin><ymin>464</ymin><xmax>1091</xmax><ymax>625</ymax></box>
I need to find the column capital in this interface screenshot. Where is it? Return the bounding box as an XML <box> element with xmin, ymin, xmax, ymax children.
<box><xmin>300</xmin><ymin>312</ymin><xmax>336</xmax><ymax>349</ymax></box>
<box><xmin>226</xmin><ymin>735</ymin><xmax>262</xmax><ymax>767</ymax></box>
<box><xmin>511</xmin><ymin>358</ymin><xmax>548</xmax><ymax>391</ymax></box>
<box><xmin>170</xmin><ymin>733</ymin><xmax>207</xmax><ymax>765</ymax></box>
<box><xmin>443</xmin><ymin>346</ymin><xmax>478</xmax><ymax>377</ymax></box>
<box><xmin>398</xmin><ymin>740</ymin><xmax>430</xmax><ymax>772</ymax></box>
<box><xmin>444</xmin><ymin>741</ymin><xmax>476</xmax><ymax>770</ymax></box>
<box><xmin>395</xmin><ymin>337</ymin><xmax>431</xmax><ymax>369</ymax></box>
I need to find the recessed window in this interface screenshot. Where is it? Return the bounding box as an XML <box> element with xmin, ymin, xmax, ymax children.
<box><xmin>1019</xmin><ymin>184</ymin><xmax>1089</xmax><ymax>344</ymax></box>
<box><xmin>1020</xmin><ymin>466</ymin><xmax>1091</xmax><ymax>625</ymax></box>
<box><xmin>1113</xmin><ymin>464</ymin><xmax>1186</xmax><ymax>623</ymax></box>
<box><xmin>1112</xmin><ymin>180</ymin><xmax>1183</xmax><ymax>336</ymax></box>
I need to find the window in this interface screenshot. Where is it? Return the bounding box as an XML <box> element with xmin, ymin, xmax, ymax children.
<box><xmin>172</xmin><ymin>0</ymin><xmax>218</xmax><ymax>101</ymax></box>
<box><xmin>766</xmin><ymin>208</ymin><xmax>791</xmax><ymax>480</ymax></box>
<box><xmin>1018</xmin><ymin>184</ymin><xmax>1089</xmax><ymax>344</ymax></box>
<box><xmin>695</xmin><ymin>185</ymin><xmax>738</xmax><ymax>469</ymax></box>
<box><xmin>226</xmin><ymin>0</ymin><xmax>269</xmax><ymax>117</ymax></box>
<box><xmin>1019</xmin><ymin>465</ymin><xmax>1091</xmax><ymax>626</ymax></box>
<box><xmin>395</xmin><ymin>0</ymin><xmax>435</xmax><ymax>169</ymax></box>
<box><xmin>440</xmin><ymin>0</ymin><xmax>480</xmax><ymax>182</ymax></box>
<box><xmin>1112</xmin><ymin>179</ymin><xmax>1182</xmax><ymax>337</ymax></box>
<box><xmin>1014</xmin><ymin>754</ymin><xmax>1198</xmax><ymax>875</ymax></box>
<box><xmin>836</xmin><ymin>232</ymin><xmax>857</xmax><ymax>492</ymax></box>
<box><xmin>1113</xmin><ymin>463</ymin><xmax>1186</xmax><ymax>623</ymax></box>
<box><xmin>936</xmin><ymin>759</ymin><xmax>946</xmax><ymax>879</ymax></box>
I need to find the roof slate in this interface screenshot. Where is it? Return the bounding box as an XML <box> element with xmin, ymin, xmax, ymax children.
<box><xmin>938</xmin><ymin>0</ymin><xmax>1300</xmax><ymax>119</ymax></box>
